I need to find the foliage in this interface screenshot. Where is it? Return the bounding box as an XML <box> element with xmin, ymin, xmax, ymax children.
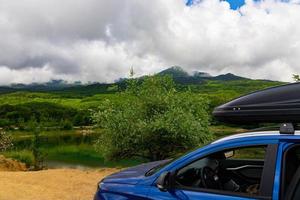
<box><xmin>293</xmin><ymin>74</ymin><xmax>300</xmax><ymax>82</ymax></box>
<box><xmin>0</xmin><ymin>102</ymin><xmax>89</xmax><ymax>128</ymax></box>
<box><xmin>93</xmin><ymin>76</ymin><xmax>213</xmax><ymax>161</ymax></box>
<box><xmin>60</xmin><ymin>119</ymin><xmax>73</xmax><ymax>130</ymax></box>
<box><xmin>3</xmin><ymin>150</ymin><xmax>34</xmax><ymax>167</ymax></box>
<box><xmin>0</xmin><ymin>131</ymin><xmax>12</xmax><ymax>151</ymax></box>
<box><xmin>0</xmin><ymin>92</ymin><xmax>82</xmax><ymax>129</ymax></box>
<box><xmin>73</xmin><ymin>111</ymin><xmax>92</xmax><ymax>126</ymax></box>
<box><xmin>0</xmin><ymin>77</ymin><xmax>283</xmax><ymax>130</ymax></box>
<box><xmin>28</xmin><ymin>119</ymin><xmax>46</xmax><ymax>170</ymax></box>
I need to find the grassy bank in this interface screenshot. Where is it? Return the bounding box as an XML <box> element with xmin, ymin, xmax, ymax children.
<box><xmin>3</xmin><ymin>144</ymin><xmax>145</xmax><ymax>168</ymax></box>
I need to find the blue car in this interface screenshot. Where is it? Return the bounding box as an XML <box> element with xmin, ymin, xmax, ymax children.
<box><xmin>94</xmin><ymin>129</ymin><xmax>300</xmax><ymax>200</ymax></box>
<box><xmin>94</xmin><ymin>83</ymin><xmax>300</xmax><ymax>200</ymax></box>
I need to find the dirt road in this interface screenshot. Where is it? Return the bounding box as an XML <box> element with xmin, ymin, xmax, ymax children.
<box><xmin>0</xmin><ymin>168</ymin><xmax>119</xmax><ymax>200</ymax></box>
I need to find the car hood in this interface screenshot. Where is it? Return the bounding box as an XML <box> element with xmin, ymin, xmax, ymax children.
<box><xmin>102</xmin><ymin>159</ymin><xmax>170</xmax><ymax>185</ymax></box>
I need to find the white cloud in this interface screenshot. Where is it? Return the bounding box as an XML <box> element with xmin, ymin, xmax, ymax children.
<box><xmin>0</xmin><ymin>0</ymin><xmax>300</xmax><ymax>84</ymax></box>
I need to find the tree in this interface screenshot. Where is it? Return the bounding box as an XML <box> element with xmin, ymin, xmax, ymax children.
<box><xmin>93</xmin><ymin>75</ymin><xmax>213</xmax><ymax>161</ymax></box>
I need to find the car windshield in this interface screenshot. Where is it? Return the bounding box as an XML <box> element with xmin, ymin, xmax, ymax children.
<box><xmin>145</xmin><ymin>147</ymin><xmax>205</xmax><ymax>176</ymax></box>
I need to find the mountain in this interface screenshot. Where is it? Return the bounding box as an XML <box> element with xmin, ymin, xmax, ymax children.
<box><xmin>156</xmin><ymin>66</ymin><xmax>247</xmax><ymax>84</ymax></box>
<box><xmin>158</xmin><ymin>66</ymin><xmax>189</xmax><ymax>78</ymax></box>
<box><xmin>0</xmin><ymin>66</ymin><xmax>271</xmax><ymax>96</ymax></box>
<box><xmin>0</xmin><ymin>86</ymin><xmax>14</xmax><ymax>93</ymax></box>
<box><xmin>213</xmin><ymin>73</ymin><xmax>247</xmax><ymax>81</ymax></box>
<box><xmin>10</xmin><ymin>79</ymin><xmax>76</xmax><ymax>91</ymax></box>
<box><xmin>193</xmin><ymin>71</ymin><xmax>212</xmax><ymax>78</ymax></box>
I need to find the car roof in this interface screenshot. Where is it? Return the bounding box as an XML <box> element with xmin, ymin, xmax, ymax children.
<box><xmin>212</xmin><ymin>130</ymin><xmax>300</xmax><ymax>144</ymax></box>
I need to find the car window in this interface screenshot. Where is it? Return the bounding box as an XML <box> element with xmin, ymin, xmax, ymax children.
<box><xmin>282</xmin><ymin>145</ymin><xmax>300</xmax><ymax>199</ymax></box>
<box><xmin>228</xmin><ymin>146</ymin><xmax>266</xmax><ymax>160</ymax></box>
<box><xmin>175</xmin><ymin>145</ymin><xmax>267</xmax><ymax>196</ymax></box>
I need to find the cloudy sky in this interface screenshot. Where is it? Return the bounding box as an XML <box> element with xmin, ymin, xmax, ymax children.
<box><xmin>0</xmin><ymin>0</ymin><xmax>300</xmax><ymax>84</ymax></box>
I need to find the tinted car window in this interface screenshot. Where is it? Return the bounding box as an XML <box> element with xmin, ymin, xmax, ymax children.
<box><xmin>228</xmin><ymin>146</ymin><xmax>266</xmax><ymax>160</ymax></box>
<box><xmin>175</xmin><ymin>145</ymin><xmax>267</xmax><ymax>196</ymax></box>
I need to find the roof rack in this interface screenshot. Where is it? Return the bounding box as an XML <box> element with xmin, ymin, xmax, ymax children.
<box><xmin>280</xmin><ymin>123</ymin><xmax>295</xmax><ymax>134</ymax></box>
<box><xmin>240</xmin><ymin>123</ymin><xmax>296</xmax><ymax>134</ymax></box>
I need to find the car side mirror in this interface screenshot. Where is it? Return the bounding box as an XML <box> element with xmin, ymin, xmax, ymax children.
<box><xmin>156</xmin><ymin>171</ymin><xmax>171</xmax><ymax>192</ymax></box>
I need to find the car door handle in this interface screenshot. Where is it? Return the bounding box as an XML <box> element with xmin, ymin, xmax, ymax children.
<box><xmin>226</xmin><ymin>165</ymin><xmax>263</xmax><ymax>171</ymax></box>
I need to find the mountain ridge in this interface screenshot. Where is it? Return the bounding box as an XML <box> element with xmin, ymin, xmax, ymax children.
<box><xmin>0</xmin><ymin>66</ymin><xmax>279</xmax><ymax>95</ymax></box>
<box><xmin>157</xmin><ymin>66</ymin><xmax>248</xmax><ymax>84</ymax></box>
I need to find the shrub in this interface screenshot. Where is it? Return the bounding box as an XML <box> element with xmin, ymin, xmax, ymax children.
<box><xmin>73</xmin><ymin>111</ymin><xmax>91</xmax><ymax>126</ymax></box>
<box><xmin>60</xmin><ymin>120</ymin><xmax>73</xmax><ymax>130</ymax></box>
<box><xmin>93</xmin><ymin>76</ymin><xmax>212</xmax><ymax>161</ymax></box>
<box><xmin>0</xmin><ymin>119</ymin><xmax>10</xmax><ymax>128</ymax></box>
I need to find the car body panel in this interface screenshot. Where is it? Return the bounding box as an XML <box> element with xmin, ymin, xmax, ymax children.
<box><xmin>95</xmin><ymin>183</ymin><xmax>151</xmax><ymax>200</ymax></box>
<box><xmin>147</xmin><ymin>187</ymin><xmax>255</xmax><ymax>200</ymax></box>
<box><xmin>102</xmin><ymin>160</ymin><xmax>171</xmax><ymax>185</ymax></box>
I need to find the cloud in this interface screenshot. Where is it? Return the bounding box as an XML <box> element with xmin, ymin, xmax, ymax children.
<box><xmin>0</xmin><ymin>0</ymin><xmax>299</xmax><ymax>84</ymax></box>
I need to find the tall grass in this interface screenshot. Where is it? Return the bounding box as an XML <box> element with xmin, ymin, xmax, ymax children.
<box><xmin>2</xmin><ymin>150</ymin><xmax>34</xmax><ymax>167</ymax></box>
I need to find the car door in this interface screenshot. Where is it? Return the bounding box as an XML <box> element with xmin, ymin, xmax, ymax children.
<box><xmin>148</xmin><ymin>187</ymin><xmax>254</xmax><ymax>200</ymax></box>
<box><xmin>148</xmin><ymin>144</ymin><xmax>277</xmax><ymax>200</ymax></box>
<box><xmin>279</xmin><ymin>143</ymin><xmax>300</xmax><ymax>200</ymax></box>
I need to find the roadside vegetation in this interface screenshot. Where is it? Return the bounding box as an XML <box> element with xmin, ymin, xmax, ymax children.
<box><xmin>93</xmin><ymin>76</ymin><xmax>212</xmax><ymax>161</ymax></box>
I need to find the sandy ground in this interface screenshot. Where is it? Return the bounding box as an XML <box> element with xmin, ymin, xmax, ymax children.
<box><xmin>0</xmin><ymin>155</ymin><xmax>27</xmax><ymax>171</ymax></box>
<box><xmin>0</xmin><ymin>168</ymin><xmax>119</xmax><ymax>200</ymax></box>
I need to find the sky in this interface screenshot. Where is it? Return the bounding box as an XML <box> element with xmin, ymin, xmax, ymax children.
<box><xmin>0</xmin><ymin>0</ymin><xmax>300</xmax><ymax>84</ymax></box>
<box><xmin>188</xmin><ymin>0</ymin><xmax>246</xmax><ymax>9</ymax></box>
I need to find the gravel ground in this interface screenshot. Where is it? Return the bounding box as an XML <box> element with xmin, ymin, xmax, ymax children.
<box><xmin>0</xmin><ymin>168</ymin><xmax>119</xmax><ymax>200</ymax></box>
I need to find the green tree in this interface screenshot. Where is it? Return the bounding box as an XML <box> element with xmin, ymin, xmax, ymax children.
<box><xmin>93</xmin><ymin>76</ymin><xmax>212</xmax><ymax>161</ymax></box>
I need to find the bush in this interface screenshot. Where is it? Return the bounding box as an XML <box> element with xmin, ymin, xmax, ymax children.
<box><xmin>0</xmin><ymin>119</ymin><xmax>10</xmax><ymax>128</ymax></box>
<box><xmin>93</xmin><ymin>76</ymin><xmax>213</xmax><ymax>161</ymax></box>
<box><xmin>73</xmin><ymin>111</ymin><xmax>91</xmax><ymax>126</ymax></box>
<box><xmin>60</xmin><ymin>120</ymin><xmax>73</xmax><ymax>130</ymax></box>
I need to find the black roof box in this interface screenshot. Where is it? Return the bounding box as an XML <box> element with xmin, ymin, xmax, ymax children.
<box><xmin>213</xmin><ymin>83</ymin><xmax>300</xmax><ymax>124</ymax></box>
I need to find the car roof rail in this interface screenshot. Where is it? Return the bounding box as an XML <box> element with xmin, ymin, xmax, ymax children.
<box><xmin>280</xmin><ymin>123</ymin><xmax>295</xmax><ymax>134</ymax></box>
<box><xmin>243</xmin><ymin>123</ymin><xmax>296</xmax><ymax>134</ymax></box>
<box><xmin>246</xmin><ymin>125</ymin><xmax>279</xmax><ymax>132</ymax></box>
